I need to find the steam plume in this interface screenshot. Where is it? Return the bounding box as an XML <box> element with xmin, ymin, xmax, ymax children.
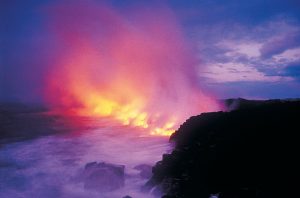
<box><xmin>45</xmin><ymin>0</ymin><xmax>219</xmax><ymax>135</ymax></box>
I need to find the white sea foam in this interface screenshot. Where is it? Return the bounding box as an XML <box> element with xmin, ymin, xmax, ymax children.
<box><xmin>0</xmin><ymin>118</ymin><xmax>170</xmax><ymax>198</ymax></box>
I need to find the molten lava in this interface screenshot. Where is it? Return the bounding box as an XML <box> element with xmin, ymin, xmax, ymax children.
<box><xmin>46</xmin><ymin>1</ymin><xmax>219</xmax><ymax>136</ymax></box>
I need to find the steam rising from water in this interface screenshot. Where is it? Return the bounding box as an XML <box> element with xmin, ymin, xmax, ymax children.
<box><xmin>0</xmin><ymin>118</ymin><xmax>169</xmax><ymax>198</ymax></box>
<box><xmin>45</xmin><ymin>1</ymin><xmax>219</xmax><ymax>135</ymax></box>
<box><xmin>1</xmin><ymin>1</ymin><xmax>219</xmax><ymax>197</ymax></box>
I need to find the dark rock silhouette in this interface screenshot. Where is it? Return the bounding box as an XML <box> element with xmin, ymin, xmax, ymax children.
<box><xmin>146</xmin><ymin>99</ymin><xmax>300</xmax><ymax>198</ymax></box>
<box><xmin>82</xmin><ymin>161</ymin><xmax>125</xmax><ymax>192</ymax></box>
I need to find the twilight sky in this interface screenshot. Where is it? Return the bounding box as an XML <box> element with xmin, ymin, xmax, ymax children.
<box><xmin>1</xmin><ymin>0</ymin><xmax>300</xmax><ymax>103</ymax></box>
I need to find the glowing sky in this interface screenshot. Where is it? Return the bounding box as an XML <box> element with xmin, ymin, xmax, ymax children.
<box><xmin>41</xmin><ymin>0</ymin><xmax>219</xmax><ymax>135</ymax></box>
<box><xmin>1</xmin><ymin>0</ymin><xmax>300</xmax><ymax>103</ymax></box>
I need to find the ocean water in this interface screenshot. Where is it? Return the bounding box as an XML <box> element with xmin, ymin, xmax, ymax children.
<box><xmin>0</xmin><ymin>117</ymin><xmax>170</xmax><ymax>198</ymax></box>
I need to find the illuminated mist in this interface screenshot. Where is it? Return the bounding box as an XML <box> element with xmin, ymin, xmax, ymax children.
<box><xmin>1</xmin><ymin>1</ymin><xmax>220</xmax><ymax>198</ymax></box>
<box><xmin>45</xmin><ymin>1</ymin><xmax>219</xmax><ymax>135</ymax></box>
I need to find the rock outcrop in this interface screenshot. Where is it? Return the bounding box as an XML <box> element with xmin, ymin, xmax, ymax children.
<box><xmin>146</xmin><ymin>100</ymin><xmax>300</xmax><ymax>198</ymax></box>
<box><xmin>82</xmin><ymin>162</ymin><xmax>125</xmax><ymax>192</ymax></box>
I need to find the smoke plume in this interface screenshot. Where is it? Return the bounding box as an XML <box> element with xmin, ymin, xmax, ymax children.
<box><xmin>44</xmin><ymin>0</ymin><xmax>219</xmax><ymax>135</ymax></box>
<box><xmin>2</xmin><ymin>0</ymin><xmax>219</xmax><ymax>135</ymax></box>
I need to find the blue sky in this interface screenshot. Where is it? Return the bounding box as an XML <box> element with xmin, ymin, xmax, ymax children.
<box><xmin>167</xmin><ymin>0</ymin><xmax>300</xmax><ymax>99</ymax></box>
<box><xmin>1</xmin><ymin>0</ymin><xmax>300</xmax><ymax>101</ymax></box>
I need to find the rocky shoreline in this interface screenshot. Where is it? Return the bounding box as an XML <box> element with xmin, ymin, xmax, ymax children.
<box><xmin>146</xmin><ymin>99</ymin><xmax>300</xmax><ymax>198</ymax></box>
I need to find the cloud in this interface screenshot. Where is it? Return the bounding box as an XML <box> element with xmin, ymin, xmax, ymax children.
<box><xmin>260</xmin><ymin>31</ymin><xmax>300</xmax><ymax>58</ymax></box>
<box><xmin>203</xmin><ymin>81</ymin><xmax>300</xmax><ymax>99</ymax></box>
<box><xmin>170</xmin><ymin>0</ymin><xmax>300</xmax><ymax>99</ymax></box>
<box><xmin>273</xmin><ymin>47</ymin><xmax>300</xmax><ymax>63</ymax></box>
<box><xmin>216</xmin><ymin>40</ymin><xmax>262</xmax><ymax>59</ymax></box>
<box><xmin>196</xmin><ymin>19</ymin><xmax>300</xmax><ymax>86</ymax></box>
<box><xmin>200</xmin><ymin>62</ymin><xmax>292</xmax><ymax>83</ymax></box>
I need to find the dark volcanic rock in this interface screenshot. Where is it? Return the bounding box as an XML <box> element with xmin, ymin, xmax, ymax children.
<box><xmin>82</xmin><ymin>161</ymin><xmax>125</xmax><ymax>192</ymax></box>
<box><xmin>147</xmin><ymin>100</ymin><xmax>300</xmax><ymax>198</ymax></box>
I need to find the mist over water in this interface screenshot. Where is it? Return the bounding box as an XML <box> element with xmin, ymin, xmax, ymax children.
<box><xmin>44</xmin><ymin>0</ymin><xmax>219</xmax><ymax>135</ymax></box>
<box><xmin>2</xmin><ymin>0</ymin><xmax>219</xmax><ymax>135</ymax></box>
<box><xmin>0</xmin><ymin>117</ymin><xmax>170</xmax><ymax>198</ymax></box>
<box><xmin>1</xmin><ymin>1</ymin><xmax>219</xmax><ymax>197</ymax></box>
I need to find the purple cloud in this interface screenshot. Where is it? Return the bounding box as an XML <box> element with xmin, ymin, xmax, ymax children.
<box><xmin>193</xmin><ymin>18</ymin><xmax>300</xmax><ymax>99</ymax></box>
<box><xmin>260</xmin><ymin>31</ymin><xmax>300</xmax><ymax>58</ymax></box>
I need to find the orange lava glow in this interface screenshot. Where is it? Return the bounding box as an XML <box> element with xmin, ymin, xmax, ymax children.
<box><xmin>46</xmin><ymin>1</ymin><xmax>220</xmax><ymax>136</ymax></box>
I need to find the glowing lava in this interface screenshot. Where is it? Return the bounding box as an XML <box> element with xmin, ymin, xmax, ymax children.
<box><xmin>46</xmin><ymin>1</ymin><xmax>219</xmax><ymax>135</ymax></box>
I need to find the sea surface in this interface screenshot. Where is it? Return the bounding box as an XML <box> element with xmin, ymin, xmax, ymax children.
<box><xmin>0</xmin><ymin>116</ymin><xmax>170</xmax><ymax>198</ymax></box>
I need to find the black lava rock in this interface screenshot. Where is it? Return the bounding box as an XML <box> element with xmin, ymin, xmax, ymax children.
<box><xmin>82</xmin><ymin>161</ymin><xmax>125</xmax><ymax>192</ymax></box>
<box><xmin>147</xmin><ymin>100</ymin><xmax>300</xmax><ymax>198</ymax></box>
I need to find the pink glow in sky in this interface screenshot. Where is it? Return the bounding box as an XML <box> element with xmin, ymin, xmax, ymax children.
<box><xmin>45</xmin><ymin>1</ymin><xmax>219</xmax><ymax>135</ymax></box>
